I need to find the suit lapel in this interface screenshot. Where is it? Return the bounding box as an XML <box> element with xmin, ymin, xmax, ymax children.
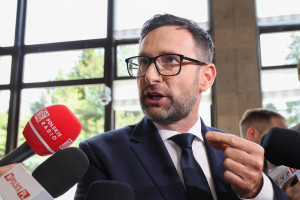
<box><xmin>200</xmin><ymin>120</ymin><xmax>240</xmax><ymax>200</ymax></box>
<box><xmin>129</xmin><ymin>117</ymin><xmax>186</xmax><ymax>200</ymax></box>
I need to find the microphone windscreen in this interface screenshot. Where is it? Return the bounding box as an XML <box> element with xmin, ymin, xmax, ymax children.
<box><xmin>85</xmin><ymin>181</ymin><xmax>134</xmax><ymax>200</ymax></box>
<box><xmin>261</xmin><ymin>127</ymin><xmax>300</xmax><ymax>168</ymax></box>
<box><xmin>23</xmin><ymin>104</ymin><xmax>82</xmax><ymax>156</ymax></box>
<box><xmin>32</xmin><ymin>147</ymin><xmax>89</xmax><ymax>198</ymax></box>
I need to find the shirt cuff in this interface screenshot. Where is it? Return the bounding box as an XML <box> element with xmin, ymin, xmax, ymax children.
<box><xmin>239</xmin><ymin>173</ymin><xmax>275</xmax><ymax>200</ymax></box>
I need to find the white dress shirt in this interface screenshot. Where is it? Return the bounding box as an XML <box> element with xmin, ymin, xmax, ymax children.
<box><xmin>153</xmin><ymin>118</ymin><xmax>275</xmax><ymax>200</ymax></box>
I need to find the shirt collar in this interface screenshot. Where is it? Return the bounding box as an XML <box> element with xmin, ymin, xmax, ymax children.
<box><xmin>153</xmin><ymin>117</ymin><xmax>203</xmax><ymax>142</ymax></box>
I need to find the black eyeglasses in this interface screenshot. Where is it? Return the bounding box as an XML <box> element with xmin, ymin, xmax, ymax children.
<box><xmin>125</xmin><ymin>53</ymin><xmax>207</xmax><ymax>78</ymax></box>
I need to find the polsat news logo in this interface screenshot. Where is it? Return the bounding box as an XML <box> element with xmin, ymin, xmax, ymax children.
<box><xmin>4</xmin><ymin>172</ymin><xmax>31</xmax><ymax>200</ymax></box>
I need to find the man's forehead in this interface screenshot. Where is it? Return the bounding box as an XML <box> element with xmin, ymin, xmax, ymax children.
<box><xmin>138</xmin><ymin>25</ymin><xmax>195</xmax><ymax>56</ymax></box>
<box><xmin>140</xmin><ymin>25</ymin><xmax>191</xmax><ymax>43</ymax></box>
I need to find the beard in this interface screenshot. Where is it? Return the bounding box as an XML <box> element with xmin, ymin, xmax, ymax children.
<box><xmin>139</xmin><ymin>76</ymin><xmax>199</xmax><ymax>124</ymax></box>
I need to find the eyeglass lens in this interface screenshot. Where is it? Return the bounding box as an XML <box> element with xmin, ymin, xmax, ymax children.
<box><xmin>128</xmin><ymin>54</ymin><xmax>181</xmax><ymax>77</ymax></box>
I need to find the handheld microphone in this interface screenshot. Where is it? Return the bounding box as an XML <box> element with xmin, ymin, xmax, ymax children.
<box><xmin>0</xmin><ymin>104</ymin><xmax>82</xmax><ymax>166</ymax></box>
<box><xmin>85</xmin><ymin>180</ymin><xmax>134</xmax><ymax>200</ymax></box>
<box><xmin>261</xmin><ymin>127</ymin><xmax>300</xmax><ymax>169</ymax></box>
<box><xmin>0</xmin><ymin>147</ymin><xmax>89</xmax><ymax>199</ymax></box>
<box><xmin>32</xmin><ymin>147</ymin><xmax>89</xmax><ymax>198</ymax></box>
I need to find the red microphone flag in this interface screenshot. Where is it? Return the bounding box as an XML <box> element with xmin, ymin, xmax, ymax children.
<box><xmin>23</xmin><ymin>104</ymin><xmax>82</xmax><ymax>156</ymax></box>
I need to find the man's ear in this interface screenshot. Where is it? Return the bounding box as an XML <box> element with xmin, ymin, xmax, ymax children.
<box><xmin>199</xmin><ymin>63</ymin><xmax>216</xmax><ymax>92</ymax></box>
<box><xmin>246</xmin><ymin>127</ymin><xmax>256</xmax><ymax>142</ymax></box>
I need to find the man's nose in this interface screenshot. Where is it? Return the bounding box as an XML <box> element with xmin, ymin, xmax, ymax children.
<box><xmin>144</xmin><ymin>63</ymin><xmax>162</xmax><ymax>85</ymax></box>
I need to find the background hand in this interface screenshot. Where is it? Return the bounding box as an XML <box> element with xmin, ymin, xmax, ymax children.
<box><xmin>282</xmin><ymin>176</ymin><xmax>300</xmax><ymax>200</ymax></box>
<box><xmin>0</xmin><ymin>163</ymin><xmax>20</xmax><ymax>176</ymax></box>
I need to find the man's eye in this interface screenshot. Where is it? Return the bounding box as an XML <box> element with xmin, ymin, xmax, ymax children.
<box><xmin>164</xmin><ymin>56</ymin><xmax>179</xmax><ymax>64</ymax></box>
<box><xmin>139</xmin><ymin>58</ymin><xmax>149</xmax><ymax>65</ymax></box>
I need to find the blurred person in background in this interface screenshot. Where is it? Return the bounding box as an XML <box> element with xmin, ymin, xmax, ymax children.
<box><xmin>240</xmin><ymin>108</ymin><xmax>300</xmax><ymax>200</ymax></box>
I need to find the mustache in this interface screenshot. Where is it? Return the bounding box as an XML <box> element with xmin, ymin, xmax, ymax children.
<box><xmin>141</xmin><ymin>85</ymin><xmax>169</xmax><ymax>96</ymax></box>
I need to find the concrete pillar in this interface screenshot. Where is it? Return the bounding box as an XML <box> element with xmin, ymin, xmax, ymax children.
<box><xmin>212</xmin><ymin>0</ymin><xmax>262</xmax><ymax>135</ymax></box>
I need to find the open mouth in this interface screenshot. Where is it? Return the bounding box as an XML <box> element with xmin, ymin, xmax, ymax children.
<box><xmin>148</xmin><ymin>93</ymin><xmax>164</xmax><ymax>100</ymax></box>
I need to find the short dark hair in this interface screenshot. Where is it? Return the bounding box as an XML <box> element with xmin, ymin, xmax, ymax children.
<box><xmin>140</xmin><ymin>14</ymin><xmax>214</xmax><ymax>63</ymax></box>
<box><xmin>239</xmin><ymin>108</ymin><xmax>286</xmax><ymax>138</ymax></box>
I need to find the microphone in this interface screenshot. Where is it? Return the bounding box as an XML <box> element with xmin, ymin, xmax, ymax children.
<box><xmin>261</xmin><ymin>127</ymin><xmax>300</xmax><ymax>169</ymax></box>
<box><xmin>85</xmin><ymin>180</ymin><xmax>134</xmax><ymax>200</ymax></box>
<box><xmin>0</xmin><ymin>104</ymin><xmax>82</xmax><ymax>166</ymax></box>
<box><xmin>32</xmin><ymin>147</ymin><xmax>89</xmax><ymax>198</ymax></box>
<box><xmin>0</xmin><ymin>164</ymin><xmax>54</xmax><ymax>200</ymax></box>
<box><xmin>0</xmin><ymin>147</ymin><xmax>89</xmax><ymax>199</ymax></box>
<box><xmin>261</xmin><ymin>127</ymin><xmax>300</xmax><ymax>186</ymax></box>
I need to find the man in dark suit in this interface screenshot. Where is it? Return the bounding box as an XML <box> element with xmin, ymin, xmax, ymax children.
<box><xmin>74</xmin><ymin>14</ymin><xmax>288</xmax><ymax>200</ymax></box>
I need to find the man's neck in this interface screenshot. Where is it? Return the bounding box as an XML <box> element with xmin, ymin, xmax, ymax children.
<box><xmin>155</xmin><ymin>116</ymin><xmax>199</xmax><ymax>133</ymax></box>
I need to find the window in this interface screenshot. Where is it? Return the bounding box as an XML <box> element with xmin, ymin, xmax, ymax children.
<box><xmin>113</xmin><ymin>80</ymin><xmax>143</xmax><ymax>129</ymax></box>
<box><xmin>117</xmin><ymin>44</ymin><xmax>139</xmax><ymax>77</ymax></box>
<box><xmin>0</xmin><ymin>90</ymin><xmax>10</xmax><ymax>158</ymax></box>
<box><xmin>256</xmin><ymin>0</ymin><xmax>300</xmax><ymax>127</ymax></box>
<box><xmin>0</xmin><ymin>56</ymin><xmax>12</xmax><ymax>84</ymax></box>
<box><xmin>114</xmin><ymin>0</ymin><xmax>209</xmax><ymax>39</ymax></box>
<box><xmin>20</xmin><ymin>85</ymin><xmax>105</xmax><ymax>149</ymax></box>
<box><xmin>260</xmin><ymin>31</ymin><xmax>300</xmax><ymax>67</ymax></box>
<box><xmin>25</xmin><ymin>0</ymin><xmax>107</xmax><ymax>44</ymax></box>
<box><xmin>261</xmin><ymin>68</ymin><xmax>300</xmax><ymax>126</ymax></box>
<box><xmin>23</xmin><ymin>49</ymin><xmax>104</xmax><ymax>83</ymax></box>
<box><xmin>0</xmin><ymin>0</ymin><xmax>17</xmax><ymax>47</ymax></box>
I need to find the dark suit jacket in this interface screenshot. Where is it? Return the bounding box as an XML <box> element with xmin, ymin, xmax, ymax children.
<box><xmin>75</xmin><ymin>117</ymin><xmax>288</xmax><ymax>200</ymax></box>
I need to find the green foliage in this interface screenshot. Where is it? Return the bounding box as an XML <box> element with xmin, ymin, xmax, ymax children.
<box><xmin>117</xmin><ymin>44</ymin><xmax>139</xmax><ymax>76</ymax></box>
<box><xmin>285</xmin><ymin>101</ymin><xmax>300</xmax><ymax>126</ymax></box>
<box><xmin>263</xmin><ymin>101</ymin><xmax>300</xmax><ymax>127</ymax></box>
<box><xmin>20</xmin><ymin>47</ymin><xmax>143</xmax><ymax>169</ymax></box>
<box><xmin>284</xmin><ymin>33</ymin><xmax>300</xmax><ymax>126</ymax></box>
<box><xmin>264</xmin><ymin>103</ymin><xmax>276</xmax><ymax>110</ymax></box>
<box><xmin>115</xmin><ymin>110</ymin><xmax>144</xmax><ymax>129</ymax></box>
<box><xmin>286</xmin><ymin>32</ymin><xmax>300</xmax><ymax>64</ymax></box>
<box><xmin>0</xmin><ymin>112</ymin><xmax>8</xmax><ymax>157</ymax></box>
<box><xmin>71</xmin><ymin>49</ymin><xmax>104</xmax><ymax>79</ymax></box>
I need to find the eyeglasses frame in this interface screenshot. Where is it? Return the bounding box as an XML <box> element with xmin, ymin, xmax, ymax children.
<box><xmin>125</xmin><ymin>53</ymin><xmax>208</xmax><ymax>78</ymax></box>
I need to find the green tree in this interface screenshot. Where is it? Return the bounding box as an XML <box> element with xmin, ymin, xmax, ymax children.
<box><xmin>23</xmin><ymin>47</ymin><xmax>143</xmax><ymax>170</ymax></box>
<box><xmin>0</xmin><ymin>111</ymin><xmax>8</xmax><ymax>158</ymax></box>
<box><xmin>285</xmin><ymin>101</ymin><xmax>300</xmax><ymax>126</ymax></box>
<box><xmin>115</xmin><ymin>110</ymin><xmax>144</xmax><ymax>129</ymax></box>
<box><xmin>286</xmin><ymin>32</ymin><xmax>300</xmax><ymax>64</ymax></box>
<box><xmin>284</xmin><ymin>32</ymin><xmax>300</xmax><ymax>127</ymax></box>
<box><xmin>263</xmin><ymin>103</ymin><xmax>276</xmax><ymax>110</ymax></box>
<box><xmin>26</xmin><ymin>49</ymin><xmax>105</xmax><ymax>143</ymax></box>
<box><xmin>117</xmin><ymin>44</ymin><xmax>139</xmax><ymax>76</ymax></box>
<box><xmin>22</xmin><ymin>49</ymin><xmax>106</xmax><ymax>171</ymax></box>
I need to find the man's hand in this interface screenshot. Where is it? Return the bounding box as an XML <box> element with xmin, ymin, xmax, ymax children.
<box><xmin>0</xmin><ymin>163</ymin><xmax>19</xmax><ymax>176</ymax></box>
<box><xmin>206</xmin><ymin>131</ymin><xmax>264</xmax><ymax>198</ymax></box>
<box><xmin>282</xmin><ymin>176</ymin><xmax>300</xmax><ymax>200</ymax></box>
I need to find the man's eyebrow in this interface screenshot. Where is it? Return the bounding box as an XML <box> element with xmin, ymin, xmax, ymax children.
<box><xmin>138</xmin><ymin>51</ymin><xmax>179</xmax><ymax>57</ymax></box>
<box><xmin>138</xmin><ymin>52</ymin><xmax>147</xmax><ymax>57</ymax></box>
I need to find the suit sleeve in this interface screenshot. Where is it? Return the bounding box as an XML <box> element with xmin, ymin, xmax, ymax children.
<box><xmin>74</xmin><ymin>141</ymin><xmax>109</xmax><ymax>200</ymax></box>
<box><xmin>268</xmin><ymin>174</ymin><xmax>290</xmax><ymax>200</ymax></box>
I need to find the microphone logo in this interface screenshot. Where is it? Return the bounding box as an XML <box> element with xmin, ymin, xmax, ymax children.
<box><xmin>34</xmin><ymin>108</ymin><xmax>50</xmax><ymax>123</ymax></box>
<box><xmin>59</xmin><ymin>138</ymin><xmax>74</xmax><ymax>150</ymax></box>
<box><xmin>4</xmin><ymin>173</ymin><xmax>31</xmax><ymax>199</ymax></box>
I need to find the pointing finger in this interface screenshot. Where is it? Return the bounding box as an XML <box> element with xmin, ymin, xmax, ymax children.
<box><xmin>205</xmin><ymin>131</ymin><xmax>261</xmax><ymax>153</ymax></box>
